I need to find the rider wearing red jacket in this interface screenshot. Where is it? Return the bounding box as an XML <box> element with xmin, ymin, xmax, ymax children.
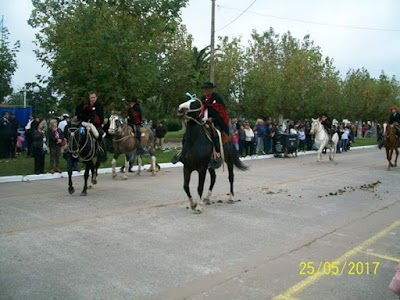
<box><xmin>200</xmin><ymin>82</ymin><xmax>230</xmax><ymax>136</ymax></box>
<box><xmin>127</xmin><ymin>97</ymin><xmax>143</xmax><ymax>144</ymax></box>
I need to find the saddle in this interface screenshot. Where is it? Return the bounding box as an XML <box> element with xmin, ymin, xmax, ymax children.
<box><xmin>204</xmin><ymin>121</ymin><xmax>231</xmax><ymax>145</ymax></box>
<box><xmin>131</xmin><ymin>125</ymin><xmax>150</xmax><ymax>148</ymax></box>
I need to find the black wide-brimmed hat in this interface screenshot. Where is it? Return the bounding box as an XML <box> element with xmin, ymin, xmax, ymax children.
<box><xmin>200</xmin><ymin>82</ymin><xmax>216</xmax><ymax>89</ymax></box>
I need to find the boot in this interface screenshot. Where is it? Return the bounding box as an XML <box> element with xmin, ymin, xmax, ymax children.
<box><xmin>171</xmin><ymin>134</ymin><xmax>186</xmax><ymax>164</ymax></box>
<box><xmin>209</xmin><ymin>152</ymin><xmax>222</xmax><ymax>169</ymax></box>
<box><xmin>171</xmin><ymin>149</ymin><xmax>182</xmax><ymax>164</ymax></box>
<box><xmin>209</xmin><ymin>133</ymin><xmax>222</xmax><ymax>169</ymax></box>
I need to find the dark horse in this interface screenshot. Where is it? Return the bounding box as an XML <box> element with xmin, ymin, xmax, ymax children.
<box><xmin>177</xmin><ymin>97</ymin><xmax>247</xmax><ymax>214</ymax></box>
<box><xmin>65</xmin><ymin>123</ymin><xmax>105</xmax><ymax>196</ymax></box>
<box><xmin>384</xmin><ymin>122</ymin><xmax>399</xmax><ymax>171</ymax></box>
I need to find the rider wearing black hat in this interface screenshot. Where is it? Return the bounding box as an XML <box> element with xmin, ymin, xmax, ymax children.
<box><xmin>171</xmin><ymin>82</ymin><xmax>229</xmax><ymax>168</ymax></box>
<box><xmin>200</xmin><ymin>82</ymin><xmax>230</xmax><ymax>136</ymax></box>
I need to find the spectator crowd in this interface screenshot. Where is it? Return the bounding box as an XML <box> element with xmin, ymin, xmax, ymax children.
<box><xmin>0</xmin><ymin>110</ymin><xmax>375</xmax><ymax>175</ymax></box>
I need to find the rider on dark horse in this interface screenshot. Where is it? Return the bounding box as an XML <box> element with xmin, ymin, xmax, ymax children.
<box><xmin>172</xmin><ymin>82</ymin><xmax>229</xmax><ymax>168</ymax></box>
<box><xmin>75</xmin><ymin>91</ymin><xmax>105</xmax><ymax>142</ymax></box>
<box><xmin>200</xmin><ymin>82</ymin><xmax>230</xmax><ymax>164</ymax></box>
<box><xmin>74</xmin><ymin>91</ymin><xmax>106</xmax><ymax>161</ymax></box>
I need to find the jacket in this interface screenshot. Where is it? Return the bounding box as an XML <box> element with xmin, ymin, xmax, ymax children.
<box><xmin>201</xmin><ymin>92</ymin><xmax>229</xmax><ymax>134</ymax></box>
<box><xmin>127</xmin><ymin>103</ymin><xmax>142</xmax><ymax>126</ymax></box>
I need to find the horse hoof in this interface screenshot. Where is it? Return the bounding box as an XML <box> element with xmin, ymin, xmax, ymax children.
<box><xmin>193</xmin><ymin>207</ymin><xmax>203</xmax><ymax>214</ymax></box>
<box><xmin>92</xmin><ymin>179</ymin><xmax>97</xmax><ymax>185</ymax></box>
<box><xmin>203</xmin><ymin>198</ymin><xmax>211</xmax><ymax>205</ymax></box>
<box><xmin>68</xmin><ymin>187</ymin><xmax>75</xmax><ymax>194</ymax></box>
<box><xmin>190</xmin><ymin>202</ymin><xmax>197</xmax><ymax>210</ymax></box>
<box><xmin>80</xmin><ymin>192</ymin><xmax>87</xmax><ymax>196</ymax></box>
<box><xmin>112</xmin><ymin>173</ymin><xmax>117</xmax><ymax>178</ymax></box>
<box><xmin>123</xmin><ymin>176</ymin><xmax>128</xmax><ymax>180</ymax></box>
<box><xmin>227</xmin><ymin>200</ymin><xmax>235</xmax><ymax>204</ymax></box>
<box><xmin>151</xmin><ymin>173</ymin><xmax>156</xmax><ymax>176</ymax></box>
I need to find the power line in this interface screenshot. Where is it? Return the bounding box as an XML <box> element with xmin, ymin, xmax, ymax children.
<box><xmin>217</xmin><ymin>5</ymin><xmax>400</xmax><ymax>32</ymax></box>
<box><xmin>216</xmin><ymin>0</ymin><xmax>257</xmax><ymax>32</ymax></box>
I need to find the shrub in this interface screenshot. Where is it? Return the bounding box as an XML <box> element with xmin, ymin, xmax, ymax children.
<box><xmin>164</xmin><ymin>119</ymin><xmax>182</xmax><ymax>131</ymax></box>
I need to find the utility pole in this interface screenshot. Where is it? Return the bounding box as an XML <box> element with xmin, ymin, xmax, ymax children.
<box><xmin>209</xmin><ymin>0</ymin><xmax>215</xmax><ymax>84</ymax></box>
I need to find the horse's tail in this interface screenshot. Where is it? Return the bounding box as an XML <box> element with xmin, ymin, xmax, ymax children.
<box><xmin>227</xmin><ymin>143</ymin><xmax>248</xmax><ymax>171</ymax></box>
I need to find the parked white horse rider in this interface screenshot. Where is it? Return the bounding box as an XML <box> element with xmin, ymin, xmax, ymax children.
<box><xmin>310</xmin><ymin>118</ymin><xmax>339</xmax><ymax>162</ymax></box>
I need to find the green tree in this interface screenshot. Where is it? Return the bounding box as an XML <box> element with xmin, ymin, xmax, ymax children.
<box><xmin>29</xmin><ymin>0</ymin><xmax>188</xmax><ymax>112</ymax></box>
<box><xmin>158</xmin><ymin>25</ymin><xmax>197</xmax><ymax>117</ymax></box>
<box><xmin>214</xmin><ymin>36</ymin><xmax>245</xmax><ymax>116</ymax></box>
<box><xmin>0</xmin><ymin>26</ymin><xmax>20</xmax><ymax>102</ymax></box>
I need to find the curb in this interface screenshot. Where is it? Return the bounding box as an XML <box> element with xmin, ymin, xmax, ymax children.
<box><xmin>0</xmin><ymin>145</ymin><xmax>378</xmax><ymax>183</ymax></box>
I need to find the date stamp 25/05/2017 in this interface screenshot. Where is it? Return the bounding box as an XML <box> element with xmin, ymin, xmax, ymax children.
<box><xmin>299</xmin><ymin>261</ymin><xmax>380</xmax><ymax>276</ymax></box>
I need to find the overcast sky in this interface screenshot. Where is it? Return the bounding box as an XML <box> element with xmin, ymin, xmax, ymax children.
<box><xmin>1</xmin><ymin>0</ymin><xmax>400</xmax><ymax>91</ymax></box>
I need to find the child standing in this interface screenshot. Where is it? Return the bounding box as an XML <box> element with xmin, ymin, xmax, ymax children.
<box><xmin>232</xmin><ymin>129</ymin><xmax>239</xmax><ymax>152</ymax></box>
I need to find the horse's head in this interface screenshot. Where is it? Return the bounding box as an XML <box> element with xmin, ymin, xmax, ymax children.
<box><xmin>108</xmin><ymin>114</ymin><xmax>125</xmax><ymax>136</ymax></box>
<box><xmin>310</xmin><ymin>118</ymin><xmax>321</xmax><ymax>135</ymax></box>
<box><xmin>177</xmin><ymin>98</ymin><xmax>202</xmax><ymax>118</ymax></box>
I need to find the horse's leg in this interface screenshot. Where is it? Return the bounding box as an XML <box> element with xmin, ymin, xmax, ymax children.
<box><xmin>387</xmin><ymin>147</ymin><xmax>392</xmax><ymax>170</ymax></box>
<box><xmin>91</xmin><ymin>159</ymin><xmax>98</xmax><ymax>185</ymax></box>
<box><xmin>395</xmin><ymin>148</ymin><xmax>399</xmax><ymax>167</ymax></box>
<box><xmin>329</xmin><ymin>144</ymin><xmax>336</xmax><ymax>161</ymax></box>
<box><xmin>136</xmin><ymin>155</ymin><xmax>142</xmax><ymax>176</ymax></box>
<box><xmin>317</xmin><ymin>145</ymin><xmax>323</xmax><ymax>162</ymax></box>
<box><xmin>112</xmin><ymin>154</ymin><xmax>118</xmax><ymax>178</ymax></box>
<box><xmin>183</xmin><ymin>167</ymin><xmax>196</xmax><ymax>211</ymax></box>
<box><xmin>81</xmin><ymin>163</ymin><xmax>90</xmax><ymax>196</ymax></box>
<box><xmin>123</xmin><ymin>155</ymin><xmax>129</xmax><ymax>180</ymax></box>
<box><xmin>145</xmin><ymin>147</ymin><xmax>157</xmax><ymax>176</ymax></box>
<box><xmin>227</xmin><ymin>160</ymin><xmax>235</xmax><ymax>204</ymax></box>
<box><xmin>195</xmin><ymin>168</ymin><xmax>207</xmax><ymax>214</ymax></box>
<box><xmin>203</xmin><ymin>168</ymin><xmax>216</xmax><ymax>205</ymax></box>
<box><xmin>150</xmin><ymin>155</ymin><xmax>157</xmax><ymax>176</ymax></box>
<box><xmin>67</xmin><ymin>156</ymin><xmax>75</xmax><ymax>194</ymax></box>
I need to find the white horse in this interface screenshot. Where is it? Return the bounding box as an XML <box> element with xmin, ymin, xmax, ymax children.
<box><xmin>310</xmin><ymin>118</ymin><xmax>339</xmax><ymax>162</ymax></box>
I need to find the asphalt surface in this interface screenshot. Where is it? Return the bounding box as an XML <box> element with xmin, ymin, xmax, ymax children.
<box><xmin>0</xmin><ymin>147</ymin><xmax>400</xmax><ymax>300</ymax></box>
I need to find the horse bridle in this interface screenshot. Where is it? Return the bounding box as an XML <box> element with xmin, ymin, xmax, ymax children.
<box><xmin>182</xmin><ymin>98</ymin><xmax>204</xmax><ymax>125</ymax></box>
<box><xmin>109</xmin><ymin>116</ymin><xmax>135</xmax><ymax>143</ymax></box>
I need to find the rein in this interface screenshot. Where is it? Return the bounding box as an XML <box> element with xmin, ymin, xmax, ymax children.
<box><xmin>183</xmin><ymin>106</ymin><xmax>222</xmax><ymax>163</ymax></box>
<box><xmin>113</xmin><ymin>134</ymin><xmax>134</xmax><ymax>143</ymax></box>
<box><xmin>67</xmin><ymin>127</ymin><xmax>97</xmax><ymax>162</ymax></box>
<box><xmin>112</xmin><ymin>122</ymin><xmax>135</xmax><ymax>143</ymax></box>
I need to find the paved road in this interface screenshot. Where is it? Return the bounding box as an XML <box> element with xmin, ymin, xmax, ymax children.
<box><xmin>0</xmin><ymin>148</ymin><xmax>399</xmax><ymax>300</ymax></box>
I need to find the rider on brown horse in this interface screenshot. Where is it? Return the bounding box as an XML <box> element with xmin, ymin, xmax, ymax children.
<box><xmin>389</xmin><ymin>106</ymin><xmax>400</xmax><ymax>128</ymax></box>
<box><xmin>379</xmin><ymin>106</ymin><xmax>400</xmax><ymax>149</ymax></box>
<box><xmin>127</xmin><ymin>97</ymin><xmax>143</xmax><ymax>146</ymax></box>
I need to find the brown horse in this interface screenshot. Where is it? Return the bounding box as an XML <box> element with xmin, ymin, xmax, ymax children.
<box><xmin>383</xmin><ymin>123</ymin><xmax>399</xmax><ymax>170</ymax></box>
<box><xmin>108</xmin><ymin>114</ymin><xmax>158</xmax><ymax>179</ymax></box>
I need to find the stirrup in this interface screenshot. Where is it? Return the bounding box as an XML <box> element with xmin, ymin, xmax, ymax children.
<box><xmin>171</xmin><ymin>150</ymin><xmax>182</xmax><ymax>164</ymax></box>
